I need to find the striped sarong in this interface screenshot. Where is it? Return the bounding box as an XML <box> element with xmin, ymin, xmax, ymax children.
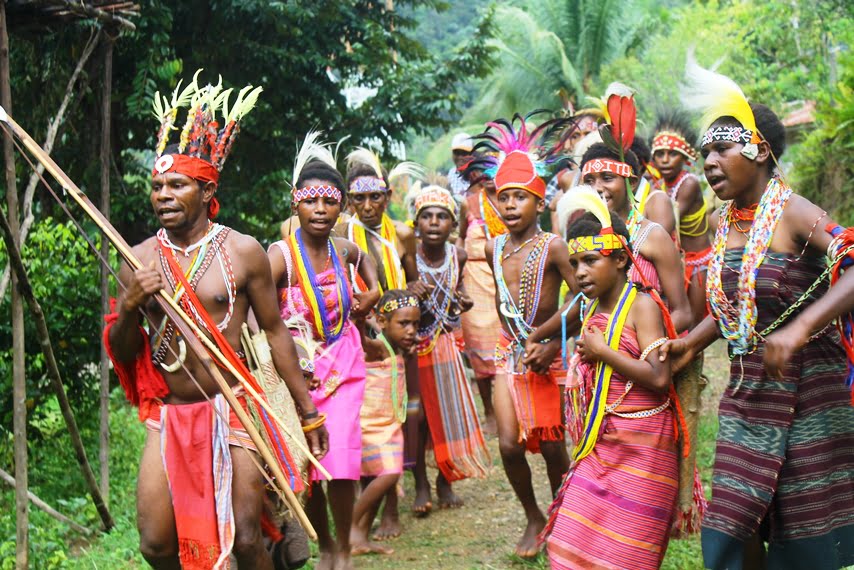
<box><xmin>703</xmin><ymin>250</ymin><xmax>854</xmax><ymax>570</ymax></box>
<box><xmin>547</xmin><ymin>317</ymin><xmax>678</xmax><ymax>570</ymax></box>
<box><xmin>418</xmin><ymin>331</ymin><xmax>491</xmax><ymax>482</ymax></box>
<box><xmin>495</xmin><ymin>332</ymin><xmax>566</xmax><ymax>454</ymax></box>
<box><xmin>461</xmin><ymin>219</ymin><xmax>501</xmax><ymax>379</ymax></box>
<box><xmin>360</xmin><ymin>355</ymin><xmax>405</xmax><ymax>476</ymax></box>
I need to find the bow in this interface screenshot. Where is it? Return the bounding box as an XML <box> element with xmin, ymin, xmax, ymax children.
<box><xmin>0</xmin><ymin>106</ymin><xmax>322</xmax><ymax>539</ymax></box>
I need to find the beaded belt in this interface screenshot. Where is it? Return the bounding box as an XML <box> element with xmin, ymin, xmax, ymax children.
<box><xmin>607</xmin><ymin>398</ymin><xmax>671</xmax><ymax>419</ymax></box>
<box><xmin>604</xmin><ymin>379</ymin><xmax>671</xmax><ymax>418</ymax></box>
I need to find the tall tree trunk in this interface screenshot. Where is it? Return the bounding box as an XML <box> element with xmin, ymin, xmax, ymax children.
<box><xmin>0</xmin><ymin>2</ymin><xmax>28</xmax><ymax>567</ymax></box>
<box><xmin>98</xmin><ymin>32</ymin><xmax>114</xmax><ymax>508</ymax></box>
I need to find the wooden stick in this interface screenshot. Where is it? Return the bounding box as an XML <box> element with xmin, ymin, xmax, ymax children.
<box><xmin>0</xmin><ymin>203</ymin><xmax>115</xmax><ymax>531</ymax></box>
<box><xmin>39</xmin><ymin>0</ymin><xmax>137</xmax><ymax>31</ymax></box>
<box><xmin>1</xmin><ymin>108</ymin><xmax>331</xmax><ymax>480</ymax></box>
<box><xmin>0</xmin><ymin>467</ymin><xmax>95</xmax><ymax>536</ymax></box>
<box><xmin>0</xmin><ymin>110</ymin><xmax>319</xmax><ymax>540</ymax></box>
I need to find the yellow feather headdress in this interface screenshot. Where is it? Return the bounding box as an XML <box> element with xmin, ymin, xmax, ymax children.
<box><xmin>680</xmin><ymin>54</ymin><xmax>761</xmax><ymax>159</ymax></box>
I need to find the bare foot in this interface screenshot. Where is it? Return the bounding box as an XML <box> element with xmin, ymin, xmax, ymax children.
<box><xmin>436</xmin><ymin>475</ymin><xmax>464</xmax><ymax>509</ymax></box>
<box><xmin>351</xmin><ymin>541</ymin><xmax>395</xmax><ymax>556</ymax></box>
<box><xmin>482</xmin><ymin>413</ymin><xmax>497</xmax><ymax>436</ymax></box>
<box><xmin>315</xmin><ymin>551</ymin><xmax>335</xmax><ymax>570</ymax></box>
<box><xmin>372</xmin><ymin>513</ymin><xmax>401</xmax><ymax>541</ymax></box>
<box><xmin>412</xmin><ymin>485</ymin><xmax>432</xmax><ymax>518</ymax></box>
<box><xmin>333</xmin><ymin>551</ymin><xmax>355</xmax><ymax>570</ymax></box>
<box><xmin>515</xmin><ymin>516</ymin><xmax>546</xmax><ymax>559</ymax></box>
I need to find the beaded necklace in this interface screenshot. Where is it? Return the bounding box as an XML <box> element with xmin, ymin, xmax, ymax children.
<box><xmin>289</xmin><ymin>229</ymin><xmax>351</xmax><ymax>343</ymax></box>
<box><xmin>706</xmin><ymin>176</ymin><xmax>793</xmax><ymax>356</ymax></box>
<box><xmin>493</xmin><ymin>232</ymin><xmax>553</xmax><ymax>342</ymax></box>
<box><xmin>378</xmin><ymin>333</ymin><xmax>407</xmax><ymax>423</ymax></box>
<box><xmin>728</xmin><ymin>203</ymin><xmax>759</xmax><ymax>234</ymax></box>
<box><xmin>157</xmin><ymin>224</ymin><xmax>235</xmax><ymax>333</ymax></box>
<box><xmin>625</xmin><ymin>207</ymin><xmax>643</xmax><ymax>244</ymax></box>
<box><xmin>416</xmin><ymin>244</ymin><xmax>460</xmax><ymax>351</ymax></box>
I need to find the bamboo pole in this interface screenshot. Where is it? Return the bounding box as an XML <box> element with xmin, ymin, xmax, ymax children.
<box><xmin>0</xmin><ymin>110</ymin><xmax>319</xmax><ymax>539</ymax></box>
<box><xmin>98</xmin><ymin>30</ymin><xmax>114</xmax><ymax>508</ymax></box>
<box><xmin>0</xmin><ymin>2</ymin><xmax>28</xmax><ymax>566</ymax></box>
<box><xmin>0</xmin><ymin>467</ymin><xmax>94</xmax><ymax>536</ymax></box>
<box><xmin>0</xmin><ymin>199</ymin><xmax>115</xmax><ymax>532</ymax></box>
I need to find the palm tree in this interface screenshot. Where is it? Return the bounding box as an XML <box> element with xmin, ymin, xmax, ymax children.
<box><xmin>466</xmin><ymin>0</ymin><xmax>644</xmax><ymax>122</ymax></box>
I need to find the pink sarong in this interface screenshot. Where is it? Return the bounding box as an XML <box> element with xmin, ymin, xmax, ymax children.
<box><xmin>271</xmin><ymin>241</ymin><xmax>367</xmax><ymax>482</ymax></box>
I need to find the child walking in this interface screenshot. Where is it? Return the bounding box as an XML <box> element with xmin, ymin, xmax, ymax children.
<box><xmin>409</xmin><ymin>185</ymin><xmax>491</xmax><ymax>511</ymax></box>
<box><xmin>350</xmin><ymin>289</ymin><xmax>421</xmax><ymax>556</ymax></box>
<box><xmin>480</xmin><ymin>113</ymin><xmax>576</xmax><ymax>558</ymax></box>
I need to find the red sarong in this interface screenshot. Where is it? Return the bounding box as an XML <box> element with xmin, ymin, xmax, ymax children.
<box><xmin>495</xmin><ymin>333</ymin><xmax>565</xmax><ymax>453</ymax></box>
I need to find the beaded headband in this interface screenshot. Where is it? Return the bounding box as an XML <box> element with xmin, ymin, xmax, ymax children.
<box><xmin>350</xmin><ymin>176</ymin><xmax>387</xmax><ymax>194</ymax></box>
<box><xmin>701</xmin><ymin>126</ymin><xmax>759</xmax><ymax>160</ymax></box>
<box><xmin>652</xmin><ymin>131</ymin><xmax>698</xmax><ymax>161</ymax></box>
<box><xmin>293</xmin><ymin>184</ymin><xmax>342</xmax><ymax>204</ymax></box>
<box><xmin>567</xmin><ymin>232</ymin><xmax>624</xmax><ymax>256</ymax></box>
<box><xmin>581</xmin><ymin>158</ymin><xmax>634</xmax><ymax>179</ymax></box>
<box><xmin>379</xmin><ymin>296</ymin><xmax>420</xmax><ymax>314</ymax></box>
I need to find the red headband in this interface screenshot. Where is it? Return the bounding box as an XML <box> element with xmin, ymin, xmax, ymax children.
<box><xmin>152</xmin><ymin>154</ymin><xmax>221</xmax><ymax>185</ymax></box>
<box><xmin>581</xmin><ymin>158</ymin><xmax>633</xmax><ymax>179</ymax></box>
<box><xmin>152</xmin><ymin>154</ymin><xmax>221</xmax><ymax>218</ymax></box>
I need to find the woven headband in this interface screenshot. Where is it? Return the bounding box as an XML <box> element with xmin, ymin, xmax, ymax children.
<box><xmin>293</xmin><ymin>184</ymin><xmax>342</xmax><ymax>204</ymax></box>
<box><xmin>349</xmin><ymin>176</ymin><xmax>387</xmax><ymax>194</ymax></box>
<box><xmin>567</xmin><ymin>233</ymin><xmax>625</xmax><ymax>256</ymax></box>
<box><xmin>415</xmin><ymin>189</ymin><xmax>457</xmax><ymax>221</ymax></box>
<box><xmin>379</xmin><ymin>296</ymin><xmax>420</xmax><ymax>314</ymax></box>
<box><xmin>701</xmin><ymin>126</ymin><xmax>760</xmax><ymax>160</ymax></box>
<box><xmin>581</xmin><ymin>158</ymin><xmax>634</xmax><ymax>179</ymax></box>
<box><xmin>652</xmin><ymin>131</ymin><xmax>698</xmax><ymax>161</ymax></box>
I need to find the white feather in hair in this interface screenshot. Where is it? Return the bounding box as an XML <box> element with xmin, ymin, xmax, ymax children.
<box><xmin>680</xmin><ymin>52</ymin><xmax>757</xmax><ymax>135</ymax></box>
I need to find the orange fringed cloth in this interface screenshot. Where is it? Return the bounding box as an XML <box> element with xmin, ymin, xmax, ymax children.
<box><xmin>103</xmin><ymin>298</ymin><xmax>169</xmax><ymax>422</ymax></box>
<box><xmin>495</xmin><ymin>332</ymin><xmax>565</xmax><ymax>454</ymax></box>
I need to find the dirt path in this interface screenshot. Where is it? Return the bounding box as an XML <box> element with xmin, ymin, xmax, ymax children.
<box><xmin>323</xmin><ymin>343</ymin><xmax>732</xmax><ymax>570</ymax></box>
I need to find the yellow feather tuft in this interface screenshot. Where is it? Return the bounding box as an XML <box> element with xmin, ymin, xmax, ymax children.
<box><xmin>556</xmin><ymin>185</ymin><xmax>611</xmax><ymax>239</ymax></box>
<box><xmin>681</xmin><ymin>53</ymin><xmax>757</xmax><ymax>134</ymax></box>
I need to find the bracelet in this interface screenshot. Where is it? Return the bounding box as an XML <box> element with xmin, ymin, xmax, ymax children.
<box><xmin>302</xmin><ymin>413</ymin><xmax>327</xmax><ymax>433</ymax></box>
<box><xmin>301</xmin><ymin>409</ymin><xmax>320</xmax><ymax>420</ymax></box>
<box><xmin>639</xmin><ymin>337</ymin><xmax>668</xmax><ymax>361</ymax></box>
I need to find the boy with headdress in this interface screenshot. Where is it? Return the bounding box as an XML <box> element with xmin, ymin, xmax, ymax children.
<box><xmin>481</xmin><ymin>112</ymin><xmax>576</xmax><ymax>558</ymax></box>
<box><xmin>408</xmin><ymin>184</ymin><xmax>491</xmax><ymax>511</ymax></box>
<box><xmin>104</xmin><ymin>73</ymin><xmax>326</xmax><ymax>569</ymax></box>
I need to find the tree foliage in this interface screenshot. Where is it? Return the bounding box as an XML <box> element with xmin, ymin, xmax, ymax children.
<box><xmin>464</xmin><ymin>0</ymin><xmax>647</xmax><ymax>123</ymax></box>
<box><xmin>0</xmin><ymin>0</ymin><xmax>494</xmax><ymax>431</ymax></box>
<box><xmin>5</xmin><ymin>0</ymin><xmax>493</xmax><ymax>245</ymax></box>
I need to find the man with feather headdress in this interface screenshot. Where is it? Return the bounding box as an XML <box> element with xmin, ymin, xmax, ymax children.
<box><xmin>104</xmin><ymin>73</ymin><xmax>326</xmax><ymax>569</ymax></box>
